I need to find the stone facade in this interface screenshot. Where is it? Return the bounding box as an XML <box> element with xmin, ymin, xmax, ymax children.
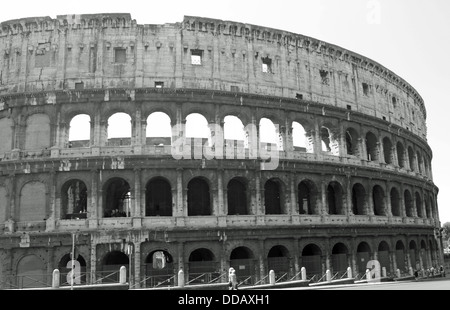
<box><xmin>0</xmin><ymin>13</ymin><xmax>440</xmax><ymax>288</ymax></box>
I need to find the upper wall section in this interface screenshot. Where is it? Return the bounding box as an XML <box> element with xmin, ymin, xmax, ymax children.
<box><xmin>0</xmin><ymin>14</ymin><xmax>427</xmax><ymax>140</ymax></box>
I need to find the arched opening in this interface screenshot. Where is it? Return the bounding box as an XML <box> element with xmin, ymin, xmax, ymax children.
<box><xmin>408</xmin><ymin>147</ymin><xmax>415</xmax><ymax>171</ymax></box>
<box><xmin>16</xmin><ymin>255</ymin><xmax>46</xmax><ymax>289</ymax></box>
<box><xmin>260</xmin><ymin>117</ymin><xmax>281</xmax><ymax>150</ymax></box>
<box><xmin>352</xmin><ymin>183</ymin><xmax>366</xmax><ymax>215</ymax></box>
<box><xmin>420</xmin><ymin>240</ymin><xmax>428</xmax><ymax>270</ymax></box>
<box><xmin>101</xmin><ymin>251</ymin><xmax>129</xmax><ymax>283</ymax></box>
<box><xmin>145</xmin><ymin>178</ymin><xmax>172</xmax><ymax>216</ymax></box>
<box><xmin>146</xmin><ymin>112</ymin><xmax>172</xmax><ymax>146</ymax></box>
<box><xmin>264</xmin><ymin>179</ymin><xmax>284</xmax><ymax>215</ymax></box>
<box><xmin>144</xmin><ymin>250</ymin><xmax>174</xmax><ymax>288</ymax></box>
<box><xmin>19</xmin><ymin>181</ymin><xmax>46</xmax><ymax>222</ymax></box>
<box><xmin>58</xmin><ymin>253</ymin><xmax>87</xmax><ymax>286</ymax></box>
<box><xmin>416</xmin><ymin>152</ymin><xmax>423</xmax><ymax>174</ymax></box>
<box><xmin>185</xmin><ymin>113</ymin><xmax>210</xmax><ymax>152</ymax></box>
<box><xmin>301</xmin><ymin>244</ymin><xmax>322</xmax><ymax>277</ymax></box>
<box><xmin>404</xmin><ymin>190</ymin><xmax>413</xmax><ymax>217</ymax></box>
<box><xmin>327</xmin><ymin>181</ymin><xmax>344</xmax><ymax>215</ymax></box>
<box><xmin>68</xmin><ymin>114</ymin><xmax>91</xmax><ymax>147</ymax></box>
<box><xmin>321</xmin><ymin>126</ymin><xmax>332</xmax><ymax>153</ymax></box>
<box><xmin>103</xmin><ymin>178</ymin><xmax>131</xmax><ymax>218</ymax></box>
<box><xmin>230</xmin><ymin>247</ymin><xmax>256</xmax><ymax>286</ymax></box>
<box><xmin>397</xmin><ymin>142</ymin><xmax>405</xmax><ymax>168</ymax></box>
<box><xmin>372</xmin><ymin>185</ymin><xmax>386</xmax><ymax>216</ymax></box>
<box><xmin>345</xmin><ymin>128</ymin><xmax>359</xmax><ymax>156</ymax></box>
<box><xmin>292</xmin><ymin>121</ymin><xmax>307</xmax><ymax>151</ymax></box>
<box><xmin>188</xmin><ymin>248</ymin><xmax>218</xmax><ymax>284</ymax></box>
<box><xmin>187</xmin><ymin>177</ymin><xmax>211</xmax><ymax>216</ymax></box>
<box><xmin>356</xmin><ymin>242</ymin><xmax>371</xmax><ymax>274</ymax></box>
<box><xmin>409</xmin><ymin>241</ymin><xmax>418</xmax><ymax>271</ymax></box>
<box><xmin>390</xmin><ymin>187</ymin><xmax>401</xmax><ymax>217</ymax></box>
<box><xmin>298</xmin><ymin>180</ymin><xmax>317</xmax><ymax>215</ymax></box>
<box><xmin>378</xmin><ymin>241</ymin><xmax>391</xmax><ymax>274</ymax></box>
<box><xmin>382</xmin><ymin>137</ymin><xmax>393</xmax><ymax>164</ymax></box>
<box><xmin>425</xmin><ymin>196</ymin><xmax>431</xmax><ymax>219</ymax></box>
<box><xmin>107</xmin><ymin>112</ymin><xmax>131</xmax><ymax>146</ymax></box>
<box><xmin>224</xmin><ymin>115</ymin><xmax>246</xmax><ymax>157</ymax></box>
<box><xmin>395</xmin><ymin>241</ymin><xmax>406</xmax><ymax>273</ymax></box>
<box><xmin>365</xmin><ymin>132</ymin><xmax>378</xmax><ymax>162</ymax></box>
<box><xmin>267</xmin><ymin>246</ymin><xmax>290</xmax><ymax>280</ymax></box>
<box><xmin>331</xmin><ymin>243</ymin><xmax>349</xmax><ymax>274</ymax></box>
<box><xmin>227</xmin><ymin>178</ymin><xmax>248</xmax><ymax>215</ymax></box>
<box><xmin>224</xmin><ymin>115</ymin><xmax>245</xmax><ymax>141</ymax></box>
<box><xmin>415</xmin><ymin>192</ymin><xmax>423</xmax><ymax>218</ymax></box>
<box><xmin>61</xmin><ymin>179</ymin><xmax>88</xmax><ymax>219</ymax></box>
<box><xmin>25</xmin><ymin>114</ymin><xmax>51</xmax><ymax>150</ymax></box>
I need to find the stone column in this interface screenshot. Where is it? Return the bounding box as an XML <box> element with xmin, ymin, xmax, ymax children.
<box><xmin>176</xmin><ymin>168</ymin><xmax>184</xmax><ymax>217</ymax></box>
<box><xmin>290</xmin><ymin>172</ymin><xmax>297</xmax><ymax>215</ymax></box>
<box><xmin>177</xmin><ymin>242</ymin><xmax>185</xmax><ymax>286</ymax></box>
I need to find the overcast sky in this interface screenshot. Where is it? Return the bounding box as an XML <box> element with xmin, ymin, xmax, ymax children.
<box><xmin>1</xmin><ymin>0</ymin><xmax>449</xmax><ymax>224</ymax></box>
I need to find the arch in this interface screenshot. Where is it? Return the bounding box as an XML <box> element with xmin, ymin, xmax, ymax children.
<box><xmin>103</xmin><ymin>178</ymin><xmax>131</xmax><ymax>218</ymax></box>
<box><xmin>264</xmin><ymin>178</ymin><xmax>285</xmax><ymax>215</ymax></box>
<box><xmin>352</xmin><ymin>183</ymin><xmax>366</xmax><ymax>215</ymax></box>
<box><xmin>390</xmin><ymin>187</ymin><xmax>401</xmax><ymax>217</ymax></box>
<box><xmin>408</xmin><ymin>146</ymin><xmax>415</xmax><ymax>171</ymax></box>
<box><xmin>267</xmin><ymin>245</ymin><xmax>290</xmax><ymax>279</ymax></box>
<box><xmin>298</xmin><ymin>180</ymin><xmax>318</xmax><ymax>215</ymax></box>
<box><xmin>356</xmin><ymin>242</ymin><xmax>371</xmax><ymax>274</ymax></box>
<box><xmin>409</xmin><ymin>241</ymin><xmax>418</xmax><ymax>271</ymax></box>
<box><xmin>292</xmin><ymin>121</ymin><xmax>307</xmax><ymax>150</ymax></box>
<box><xmin>61</xmin><ymin>179</ymin><xmax>88</xmax><ymax>219</ymax></box>
<box><xmin>382</xmin><ymin>137</ymin><xmax>393</xmax><ymax>164</ymax></box>
<box><xmin>345</xmin><ymin>127</ymin><xmax>359</xmax><ymax>156</ymax></box>
<box><xmin>395</xmin><ymin>241</ymin><xmax>406</xmax><ymax>272</ymax></box>
<box><xmin>58</xmin><ymin>253</ymin><xmax>87</xmax><ymax>285</ymax></box>
<box><xmin>69</xmin><ymin>114</ymin><xmax>91</xmax><ymax>146</ymax></box>
<box><xmin>19</xmin><ymin>181</ymin><xmax>46</xmax><ymax>222</ymax></box>
<box><xmin>321</xmin><ymin>126</ymin><xmax>332</xmax><ymax>152</ymax></box>
<box><xmin>365</xmin><ymin>131</ymin><xmax>378</xmax><ymax>162</ymax></box>
<box><xmin>260</xmin><ymin>117</ymin><xmax>280</xmax><ymax>150</ymax></box>
<box><xmin>107</xmin><ymin>112</ymin><xmax>132</xmax><ymax>145</ymax></box>
<box><xmin>416</xmin><ymin>151</ymin><xmax>423</xmax><ymax>174</ymax></box>
<box><xmin>146</xmin><ymin>112</ymin><xmax>172</xmax><ymax>146</ymax></box>
<box><xmin>186</xmin><ymin>113</ymin><xmax>209</xmax><ymax>138</ymax></box>
<box><xmin>187</xmin><ymin>177</ymin><xmax>211</xmax><ymax>216</ymax></box>
<box><xmin>372</xmin><ymin>185</ymin><xmax>386</xmax><ymax>216</ymax></box>
<box><xmin>415</xmin><ymin>192</ymin><xmax>423</xmax><ymax>218</ymax></box>
<box><xmin>301</xmin><ymin>244</ymin><xmax>322</xmax><ymax>277</ymax></box>
<box><xmin>425</xmin><ymin>195</ymin><xmax>431</xmax><ymax>219</ymax></box>
<box><xmin>145</xmin><ymin>177</ymin><xmax>172</xmax><ymax>216</ymax></box>
<box><xmin>224</xmin><ymin>115</ymin><xmax>245</xmax><ymax>141</ymax></box>
<box><xmin>227</xmin><ymin>177</ymin><xmax>249</xmax><ymax>215</ymax></box>
<box><xmin>397</xmin><ymin>142</ymin><xmax>405</xmax><ymax>168</ymax></box>
<box><xmin>102</xmin><ymin>251</ymin><xmax>129</xmax><ymax>283</ymax></box>
<box><xmin>230</xmin><ymin>246</ymin><xmax>256</xmax><ymax>285</ymax></box>
<box><xmin>378</xmin><ymin>241</ymin><xmax>391</xmax><ymax>274</ymax></box>
<box><xmin>327</xmin><ymin>181</ymin><xmax>344</xmax><ymax>215</ymax></box>
<box><xmin>331</xmin><ymin>243</ymin><xmax>349</xmax><ymax>274</ymax></box>
<box><xmin>188</xmin><ymin>248</ymin><xmax>218</xmax><ymax>283</ymax></box>
<box><xmin>0</xmin><ymin>118</ymin><xmax>13</xmax><ymax>154</ymax></box>
<box><xmin>404</xmin><ymin>190</ymin><xmax>414</xmax><ymax>217</ymax></box>
<box><xmin>144</xmin><ymin>250</ymin><xmax>174</xmax><ymax>287</ymax></box>
<box><xmin>25</xmin><ymin>113</ymin><xmax>51</xmax><ymax>149</ymax></box>
<box><xmin>16</xmin><ymin>255</ymin><xmax>46</xmax><ymax>288</ymax></box>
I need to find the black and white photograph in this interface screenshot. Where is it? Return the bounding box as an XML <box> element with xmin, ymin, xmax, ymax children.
<box><xmin>0</xmin><ymin>0</ymin><xmax>449</xmax><ymax>303</ymax></box>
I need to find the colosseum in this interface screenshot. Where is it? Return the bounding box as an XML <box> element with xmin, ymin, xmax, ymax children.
<box><xmin>0</xmin><ymin>13</ymin><xmax>442</xmax><ymax>289</ymax></box>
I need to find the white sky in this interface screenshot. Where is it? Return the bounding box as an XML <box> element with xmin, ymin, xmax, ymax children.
<box><xmin>2</xmin><ymin>0</ymin><xmax>450</xmax><ymax>223</ymax></box>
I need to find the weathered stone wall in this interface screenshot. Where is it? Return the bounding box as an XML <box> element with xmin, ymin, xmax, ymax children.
<box><xmin>0</xmin><ymin>14</ymin><xmax>427</xmax><ymax>140</ymax></box>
